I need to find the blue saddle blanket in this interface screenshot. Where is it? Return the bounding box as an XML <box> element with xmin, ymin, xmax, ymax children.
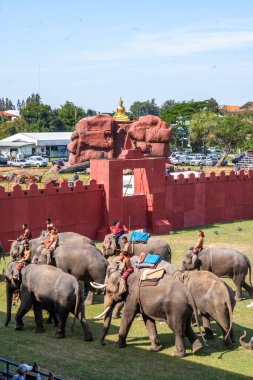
<box><xmin>129</xmin><ymin>231</ymin><xmax>149</xmax><ymax>243</ymax></box>
<box><xmin>143</xmin><ymin>253</ymin><xmax>161</xmax><ymax>265</ymax></box>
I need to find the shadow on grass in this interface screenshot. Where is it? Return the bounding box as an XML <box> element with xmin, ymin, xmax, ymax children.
<box><xmin>1</xmin><ymin>304</ymin><xmax>253</xmax><ymax>380</ymax></box>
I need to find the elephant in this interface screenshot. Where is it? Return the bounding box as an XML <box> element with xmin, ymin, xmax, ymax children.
<box><xmin>33</xmin><ymin>243</ymin><xmax>108</xmax><ymax>304</ymax></box>
<box><xmin>10</xmin><ymin>232</ymin><xmax>95</xmax><ymax>261</ymax></box>
<box><xmin>4</xmin><ymin>262</ymin><xmax>93</xmax><ymax>341</ymax></box>
<box><xmin>99</xmin><ymin>257</ymin><xmax>178</xmax><ymax>319</ymax></box>
<box><xmin>10</xmin><ymin>233</ymin><xmax>107</xmax><ymax>305</ymax></box>
<box><xmin>102</xmin><ymin>233</ymin><xmax>172</xmax><ymax>262</ymax></box>
<box><xmin>91</xmin><ymin>270</ymin><xmax>203</xmax><ymax>357</ymax></box>
<box><xmin>173</xmin><ymin>270</ymin><xmax>236</xmax><ymax>347</ymax></box>
<box><xmin>239</xmin><ymin>331</ymin><xmax>253</xmax><ymax>350</ymax></box>
<box><xmin>181</xmin><ymin>245</ymin><xmax>253</xmax><ymax>300</ymax></box>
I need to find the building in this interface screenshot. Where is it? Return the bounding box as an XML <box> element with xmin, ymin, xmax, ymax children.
<box><xmin>0</xmin><ymin>132</ymin><xmax>71</xmax><ymax>158</ymax></box>
<box><xmin>0</xmin><ymin>110</ymin><xmax>20</xmax><ymax>121</ymax></box>
<box><xmin>219</xmin><ymin>102</ymin><xmax>253</xmax><ymax>114</ymax></box>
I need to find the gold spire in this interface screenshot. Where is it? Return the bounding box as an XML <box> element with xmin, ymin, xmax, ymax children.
<box><xmin>113</xmin><ymin>97</ymin><xmax>130</xmax><ymax>122</ymax></box>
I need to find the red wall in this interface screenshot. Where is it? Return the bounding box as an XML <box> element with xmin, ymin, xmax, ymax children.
<box><xmin>165</xmin><ymin>170</ymin><xmax>253</xmax><ymax>229</ymax></box>
<box><xmin>0</xmin><ymin>179</ymin><xmax>104</xmax><ymax>251</ymax></box>
<box><xmin>2</xmin><ymin>153</ymin><xmax>253</xmax><ymax>252</ymax></box>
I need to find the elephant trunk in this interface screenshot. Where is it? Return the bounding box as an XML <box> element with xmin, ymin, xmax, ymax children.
<box><xmin>239</xmin><ymin>331</ymin><xmax>253</xmax><ymax>350</ymax></box>
<box><xmin>100</xmin><ymin>307</ymin><xmax>114</xmax><ymax>345</ymax></box>
<box><xmin>5</xmin><ymin>281</ymin><xmax>15</xmax><ymax>327</ymax></box>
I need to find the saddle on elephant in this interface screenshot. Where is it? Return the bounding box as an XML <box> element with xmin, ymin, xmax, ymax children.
<box><xmin>136</xmin><ymin>253</ymin><xmax>161</xmax><ymax>269</ymax></box>
<box><xmin>129</xmin><ymin>231</ymin><xmax>150</xmax><ymax>244</ymax></box>
<box><xmin>139</xmin><ymin>268</ymin><xmax>165</xmax><ymax>287</ymax></box>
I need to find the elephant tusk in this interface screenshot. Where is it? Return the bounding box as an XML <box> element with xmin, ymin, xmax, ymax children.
<box><xmin>90</xmin><ymin>281</ymin><xmax>107</xmax><ymax>289</ymax></box>
<box><xmin>93</xmin><ymin>306</ymin><xmax>111</xmax><ymax>320</ymax></box>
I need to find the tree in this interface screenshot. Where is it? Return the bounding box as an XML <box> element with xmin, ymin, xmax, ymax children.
<box><xmin>86</xmin><ymin>109</ymin><xmax>97</xmax><ymax>117</ymax></box>
<box><xmin>160</xmin><ymin>99</ymin><xmax>219</xmax><ymax>125</ymax></box>
<box><xmin>129</xmin><ymin>99</ymin><xmax>160</xmax><ymax>119</ymax></box>
<box><xmin>58</xmin><ymin>101</ymin><xmax>86</xmax><ymax>131</ymax></box>
<box><xmin>0</xmin><ymin>118</ymin><xmax>28</xmax><ymax>139</ymax></box>
<box><xmin>188</xmin><ymin>111</ymin><xmax>253</xmax><ymax>155</ymax></box>
<box><xmin>17</xmin><ymin>99</ymin><xmax>26</xmax><ymax>110</ymax></box>
<box><xmin>188</xmin><ymin>111</ymin><xmax>219</xmax><ymax>151</ymax></box>
<box><xmin>160</xmin><ymin>99</ymin><xmax>177</xmax><ymax>112</ymax></box>
<box><xmin>20</xmin><ymin>95</ymin><xmax>63</xmax><ymax>132</ymax></box>
<box><xmin>0</xmin><ymin>97</ymin><xmax>15</xmax><ymax>111</ymax></box>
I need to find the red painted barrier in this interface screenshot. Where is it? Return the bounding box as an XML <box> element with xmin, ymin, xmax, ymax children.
<box><xmin>165</xmin><ymin>170</ymin><xmax>253</xmax><ymax>229</ymax></box>
<box><xmin>0</xmin><ymin>179</ymin><xmax>104</xmax><ymax>251</ymax></box>
<box><xmin>1</xmin><ymin>151</ymin><xmax>253</xmax><ymax>252</ymax></box>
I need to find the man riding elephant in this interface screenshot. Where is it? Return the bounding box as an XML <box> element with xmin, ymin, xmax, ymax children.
<box><xmin>10</xmin><ymin>232</ymin><xmax>107</xmax><ymax>305</ymax></box>
<box><xmin>37</xmin><ymin>228</ymin><xmax>59</xmax><ymax>265</ymax></box>
<box><xmin>191</xmin><ymin>230</ymin><xmax>205</xmax><ymax>266</ymax></box>
<box><xmin>91</xmin><ymin>264</ymin><xmax>203</xmax><ymax>357</ymax></box>
<box><xmin>103</xmin><ymin>233</ymin><xmax>172</xmax><ymax>262</ymax></box>
<box><xmin>182</xmin><ymin>245</ymin><xmax>253</xmax><ymax>300</ymax></box>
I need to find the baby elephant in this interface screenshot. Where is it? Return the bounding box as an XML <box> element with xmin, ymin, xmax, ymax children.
<box><xmin>174</xmin><ymin>270</ymin><xmax>235</xmax><ymax>348</ymax></box>
<box><xmin>14</xmin><ymin>264</ymin><xmax>93</xmax><ymax>340</ymax></box>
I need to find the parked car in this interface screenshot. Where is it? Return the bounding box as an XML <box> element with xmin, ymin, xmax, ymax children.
<box><xmin>28</xmin><ymin>156</ymin><xmax>48</xmax><ymax>167</ymax></box>
<box><xmin>38</xmin><ymin>153</ymin><xmax>50</xmax><ymax>161</ymax></box>
<box><xmin>232</xmin><ymin>154</ymin><xmax>245</xmax><ymax>164</ymax></box>
<box><xmin>190</xmin><ymin>155</ymin><xmax>207</xmax><ymax>166</ymax></box>
<box><xmin>180</xmin><ymin>154</ymin><xmax>196</xmax><ymax>165</ymax></box>
<box><xmin>8</xmin><ymin>159</ymin><xmax>31</xmax><ymax>168</ymax></box>
<box><xmin>0</xmin><ymin>156</ymin><xmax>7</xmax><ymax>166</ymax></box>
<box><xmin>52</xmin><ymin>158</ymin><xmax>68</xmax><ymax>166</ymax></box>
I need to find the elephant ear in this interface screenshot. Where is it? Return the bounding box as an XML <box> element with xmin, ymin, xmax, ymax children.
<box><xmin>118</xmin><ymin>278</ymin><xmax>127</xmax><ymax>296</ymax></box>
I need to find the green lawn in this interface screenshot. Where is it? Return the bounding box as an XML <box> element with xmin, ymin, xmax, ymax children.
<box><xmin>0</xmin><ymin>220</ymin><xmax>253</xmax><ymax>380</ymax></box>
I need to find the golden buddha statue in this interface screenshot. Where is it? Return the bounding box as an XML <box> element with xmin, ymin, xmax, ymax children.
<box><xmin>113</xmin><ymin>98</ymin><xmax>130</xmax><ymax>122</ymax></box>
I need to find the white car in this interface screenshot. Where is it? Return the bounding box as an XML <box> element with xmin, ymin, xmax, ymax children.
<box><xmin>8</xmin><ymin>159</ymin><xmax>31</xmax><ymax>168</ymax></box>
<box><xmin>190</xmin><ymin>155</ymin><xmax>207</xmax><ymax>166</ymax></box>
<box><xmin>28</xmin><ymin>156</ymin><xmax>48</xmax><ymax>167</ymax></box>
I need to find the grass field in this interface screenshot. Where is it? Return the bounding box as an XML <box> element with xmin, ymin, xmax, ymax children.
<box><xmin>0</xmin><ymin>220</ymin><xmax>253</xmax><ymax>379</ymax></box>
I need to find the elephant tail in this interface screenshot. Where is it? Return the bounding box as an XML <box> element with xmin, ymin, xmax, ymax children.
<box><xmin>247</xmin><ymin>258</ymin><xmax>253</xmax><ymax>288</ymax></box>
<box><xmin>224</xmin><ymin>296</ymin><xmax>233</xmax><ymax>341</ymax></box>
<box><xmin>71</xmin><ymin>280</ymin><xmax>80</xmax><ymax>331</ymax></box>
<box><xmin>167</xmin><ymin>244</ymin><xmax>172</xmax><ymax>263</ymax></box>
<box><xmin>187</xmin><ymin>289</ymin><xmax>208</xmax><ymax>346</ymax></box>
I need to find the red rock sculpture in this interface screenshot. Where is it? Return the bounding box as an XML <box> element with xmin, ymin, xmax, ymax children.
<box><xmin>68</xmin><ymin>114</ymin><xmax>171</xmax><ymax>164</ymax></box>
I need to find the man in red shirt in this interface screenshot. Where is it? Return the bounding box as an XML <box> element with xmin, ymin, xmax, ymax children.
<box><xmin>110</xmin><ymin>219</ymin><xmax>124</xmax><ymax>250</ymax></box>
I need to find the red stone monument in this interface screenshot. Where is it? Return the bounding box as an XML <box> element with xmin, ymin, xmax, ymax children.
<box><xmin>67</xmin><ymin>99</ymin><xmax>172</xmax><ymax>165</ymax></box>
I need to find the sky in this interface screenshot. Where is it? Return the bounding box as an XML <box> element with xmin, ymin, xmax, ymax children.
<box><xmin>1</xmin><ymin>0</ymin><xmax>253</xmax><ymax>112</ymax></box>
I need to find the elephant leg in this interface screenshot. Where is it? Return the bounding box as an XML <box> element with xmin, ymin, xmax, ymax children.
<box><xmin>84</xmin><ymin>291</ymin><xmax>94</xmax><ymax>305</ymax></box>
<box><xmin>202</xmin><ymin>315</ymin><xmax>214</xmax><ymax>339</ymax></box>
<box><xmin>46</xmin><ymin>312</ymin><xmax>58</xmax><ymax>326</ymax></box>
<box><xmin>112</xmin><ymin>301</ymin><xmax>124</xmax><ymax>319</ymax></box>
<box><xmin>242</xmin><ymin>281</ymin><xmax>253</xmax><ymax>299</ymax></box>
<box><xmin>233</xmin><ymin>275</ymin><xmax>242</xmax><ymax>300</ymax></box>
<box><xmin>143</xmin><ymin>316</ymin><xmax>161</xmax><ymax>352</ymax></box>
<box><xmin>116</xmin><ymin>301</ymin><xmax>138</xmax><ymax>348</ymax></box>
<box><xmin>33</xmin><ymin>300</ymin><xmax>45</xmax><ymax>333</ymax></box>
<box><xmin>185</xmin><ymin>319</ymin><xmax>203</xmax><ymax>355</ymax></box>
<box><xmin>78</xmin><ymin>314</ymin><xmax>93</xmax><ymax>342</ymax></box>
<box><xmin>167</xmin><ymin>316</ymin><xmax>186</xmax><ymax>357</ymax></box>
<box><xmin>15</xmin><ymin>289</ymin><xmax>33</xmax><ymax>330</ymax></box>
<box><xmin>55</xmin><ymin>311</ymin><xmax>68</xmax><ymax>338</ymax></box>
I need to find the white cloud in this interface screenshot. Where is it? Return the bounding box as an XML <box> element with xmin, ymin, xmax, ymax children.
<box><xmin>56</xmin><ymin>21</ymin><xmax>253</xmax><ymax>63</ymax></box>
